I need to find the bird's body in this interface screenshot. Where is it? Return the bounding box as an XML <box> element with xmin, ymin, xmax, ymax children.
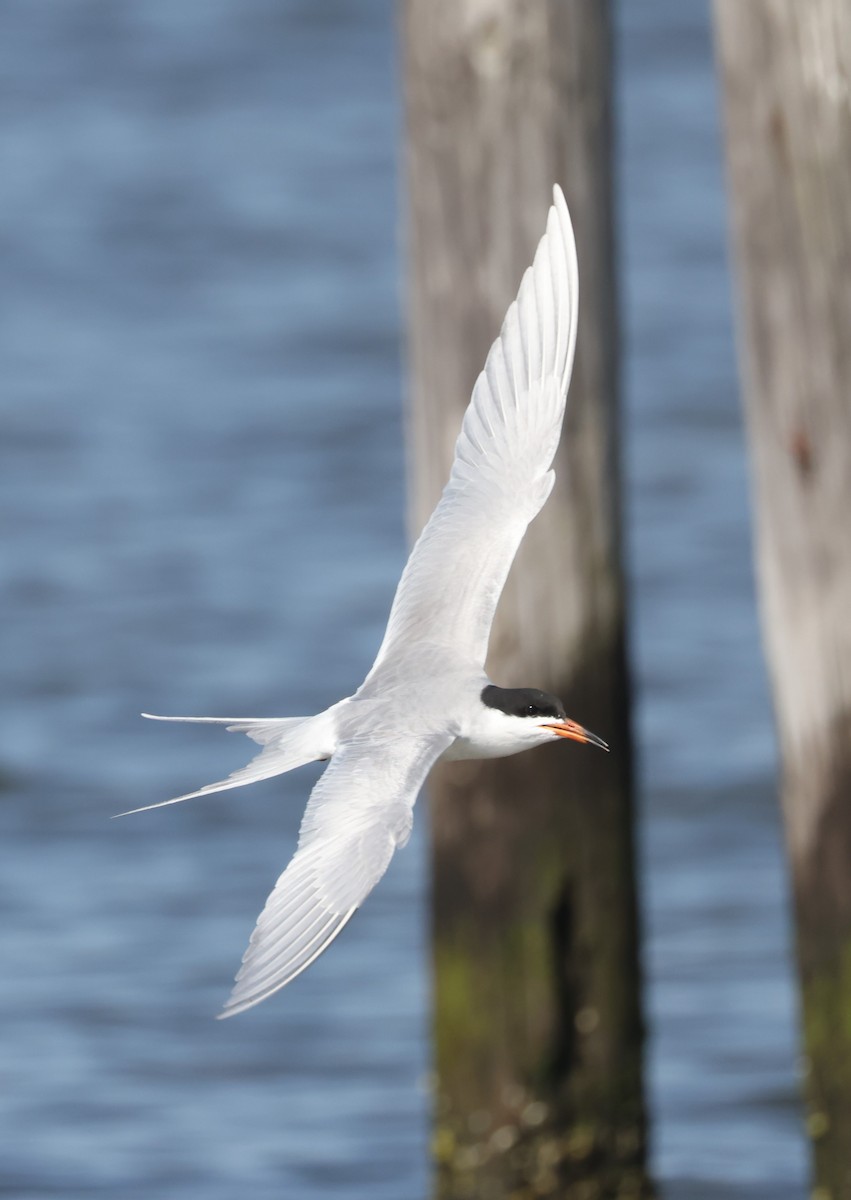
<box><xmin>132</xmin><ymin>186</ymin><xmax>606</xmax><ymax>1017</ymax></box>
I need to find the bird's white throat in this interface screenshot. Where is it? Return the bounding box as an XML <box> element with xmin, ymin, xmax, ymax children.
<box><xmin>442</xmin><ymin>704</ymin><xmax>561</xmax><ymax>762</ymax></box>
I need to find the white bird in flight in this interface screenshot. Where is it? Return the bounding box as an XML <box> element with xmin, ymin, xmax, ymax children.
<box><xmin>129</xmin><ymin>185</ymin><xmax>607</xmax><ymax>1017</ymax></box>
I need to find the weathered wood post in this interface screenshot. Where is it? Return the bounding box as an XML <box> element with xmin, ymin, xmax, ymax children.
<box><xmin>713</xmin><ymin>4</ymin><xmax>851</xmax><ymax>1194</ymax></box>
<box><xmin>402</xmin><ymin>3</ymin><xmax>649</xmax><ymax>1197</ymax></box>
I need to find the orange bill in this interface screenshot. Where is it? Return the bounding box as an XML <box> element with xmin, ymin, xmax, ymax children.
<box><xmin>543</xmin><ymin>720</ymin><xmax>609</xmax><ymax>751</ymax></box>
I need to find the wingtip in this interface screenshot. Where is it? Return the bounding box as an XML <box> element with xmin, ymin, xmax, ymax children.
<box><xmin>216</xmin><ymin>992</ymin><xmax>261</xmax><ymax>1019</ymax></box>
<box><xmin>215</xmin><ymin>988</ymin><xmax>264</xmax><ymax>1018</ymax></box>
<box><xmin>552</xmin><ymin>184</ymin><xmax>575</xmax><ymax>246</ymax></box>
<box><xmin>552</xmin><ymin>183</ymin><xmax>568</xmax><ymax>222</ymax></box>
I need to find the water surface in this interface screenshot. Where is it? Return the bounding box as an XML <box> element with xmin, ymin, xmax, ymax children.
<box><xmin>1</xmin><ymin>2</ymin><xmax>807</xmax><ymax>1196</ymax></box>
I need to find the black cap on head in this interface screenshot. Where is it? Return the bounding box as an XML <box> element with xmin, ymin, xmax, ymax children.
<box><xmin>481</xmin><ymin>685</ymin><xmax>566</xmax><ymax>720</ymax></box>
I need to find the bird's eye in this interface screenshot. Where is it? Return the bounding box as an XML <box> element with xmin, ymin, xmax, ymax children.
<box><xmin>526</xmin><ymin>704</ymin><xmax>540</xmax><ymax>717</ymax></box>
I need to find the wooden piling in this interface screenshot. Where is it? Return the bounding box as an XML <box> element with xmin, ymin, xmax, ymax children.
<box><xmin>401</xmin><ymin>3</ymin><xmax>650</xmax><ymax>1196</ymax></box>
<box><xmin>713</xmin><ymin>3</ymin><xmax>851</xmax><ymax>1193</ymax></box>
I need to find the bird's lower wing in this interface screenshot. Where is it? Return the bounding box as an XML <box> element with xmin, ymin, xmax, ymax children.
<box><xmin>219</xmin><ymin>731</ymin><xmax>452</xmax><ymax>1017</ymax></box>
<box><xmin>366</xmin><ymin>185</ymin><xmax>578</xmax><ymax>678</ymax></box>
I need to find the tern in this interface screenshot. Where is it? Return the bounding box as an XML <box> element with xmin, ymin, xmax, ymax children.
<box><xmin>130</xmin><ymin>185</ymin><xmax>607</xmax><ymax>1017</ymax></box>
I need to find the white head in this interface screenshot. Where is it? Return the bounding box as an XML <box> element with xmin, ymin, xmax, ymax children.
<box><xmin>472</xmin><ymin>685</ymin><xmax>609</xmax><ymax>758</ymax></box>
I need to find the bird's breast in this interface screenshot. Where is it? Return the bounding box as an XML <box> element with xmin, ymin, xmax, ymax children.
<box><xmin>441</xmin><ymin>731</ymin><xmax>524</xmax><ymax>762</ymax></box>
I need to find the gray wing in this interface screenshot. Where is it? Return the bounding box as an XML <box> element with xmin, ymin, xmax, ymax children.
<box><xmin>218</xmin><ymin>731</ymin><xmax>452</xmax><ymax>1017</ymax></box>
<box><xmin>366</xmin><ymin>185</ymin><xmax>578</xmax><ymax>679</ymax></box>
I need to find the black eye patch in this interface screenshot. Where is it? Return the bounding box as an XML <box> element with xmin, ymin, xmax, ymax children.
<box><xmin>481</xmin><ymin>685</ymin><xmax>565</xmax><ymax>720</ymax></box>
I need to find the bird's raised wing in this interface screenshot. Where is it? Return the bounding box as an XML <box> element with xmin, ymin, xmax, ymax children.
<box><xmin>367</xmin><ymin>186</ymin><xmax>578</xmax><ymax>679</ymax></box>
<box><xmin>218</xmin><ymin>730</ymin><xmax>452</xmax><ymax>1017</ymax></box>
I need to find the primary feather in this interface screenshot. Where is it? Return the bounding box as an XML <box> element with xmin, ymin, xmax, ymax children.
<box><xmin>219</xmin><ymin>733</ymin><xmax>452</xmax><ymax>1016</ymax></box>
<box><xmin>366</xmin><ymin>187</ymin><xmax>578</xmax><ymax>678</ymax></box>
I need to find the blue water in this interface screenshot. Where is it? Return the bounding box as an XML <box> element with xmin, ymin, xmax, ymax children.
<box><xmin>0</xmin><ymin>2</ymin><xmax>808</xmax><ymax>1197</ymax></box>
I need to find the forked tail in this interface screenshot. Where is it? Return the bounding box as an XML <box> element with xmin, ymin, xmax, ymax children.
<box><xmin>116</xmin><ymin>710</ymin><xmax>337</xmax><ymax>817</ymax></box>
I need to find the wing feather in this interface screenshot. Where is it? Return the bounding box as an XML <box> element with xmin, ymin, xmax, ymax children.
<box><xmin>366</xmin><ymin>185</ymin><xmax>578</xmax><ymax>678</ymax></box>
<box><xmin>218</xmin><ymin>732</ymin><xmax>451</xmax><ymax>1017</ymax></box>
